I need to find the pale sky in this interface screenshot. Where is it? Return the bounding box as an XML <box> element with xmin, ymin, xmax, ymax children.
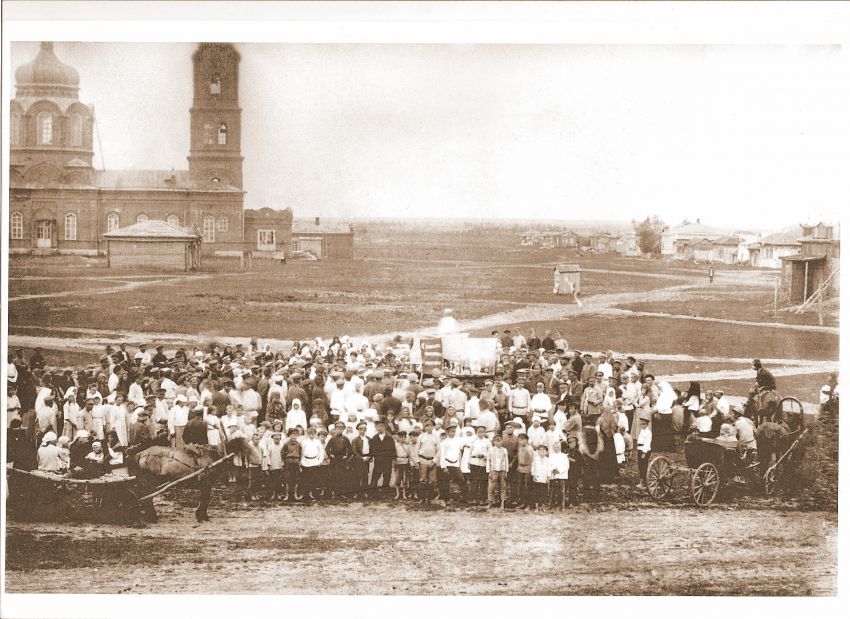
<box><xmin>10</xmin><ymin>41</ymin><xmax>847</xmax><ymax>229</ymax></box>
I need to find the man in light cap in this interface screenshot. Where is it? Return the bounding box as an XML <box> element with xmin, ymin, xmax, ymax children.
<box><xmin>168</xmin><ymin>394</ymin><xmax>190</xmax><ymax>449</ymax></box>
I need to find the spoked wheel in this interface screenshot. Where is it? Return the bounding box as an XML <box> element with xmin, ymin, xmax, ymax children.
<box><xmin>779</xmin><ymin>397</ymin><xmax>804</xmax><ymax>429</ymax></box>
<box><xmin>646</xmin><ymin>456</ymin><xmax>674</xmax><ymax>500</ymax></box>
<box><xmin>691</xmin><ymin>462</ymin><xmax>720</xmax><ymax>507</ymax></box>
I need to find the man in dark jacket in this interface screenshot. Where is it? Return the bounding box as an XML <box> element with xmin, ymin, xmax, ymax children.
<box><xmin>325</xmin><ymin>421</ymin><xmax>353</xmax><ymax>495</ymax></box>
<box><xmin>369</xmin><ymin>421</ymin><xmax>396</xmax><ymax>496</ymax></box>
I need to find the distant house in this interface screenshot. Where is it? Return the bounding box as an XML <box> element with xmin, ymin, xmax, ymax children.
<box><xmin>675</xmin><ymin>237</ymin><xmax>714</xmax><ymax>262</ymax></box>
<box><xmin>243</xmin><ymin>207</ymin><xmax>293</xmax><ymax>258</ymax></box>
<box><xmin>589</xmin><ymin>232</ymin><xmax>618</xmax><ymax>253</ymax></box>
<box><xmin>520</xmin><ymin>230</ymin><xmax>541</xmax><ymax>247</ymax></box>
<box><xmin>748</xmin><ymin>226</ymin><xmax>803</xmax><ymax>269</ymax></box>
<box><xmin>103</xmin><ymin>219</ymin><xmax>201</xmax><ymax>271</ymax></box>
<box><xmin>520</xmin><ymin>229</ymin><xmax>577</xmax><ymax>249</ymax></box>
<box><xmin>291</xmin><ymin>217</ymin><xmax>354</xmax><ymax>259</ymax></box>
<box><xmin>557</xmin><ymin>231</ymin><xmax>579</xmax><ymax>248</ymax></box>
<box><xmin>616</xmin><ymin>230</ymin><xmax>642</xmax><ymax>257</ymax></box>
<box><xmin>711</xmin><ymin>235</ymin><xmax>741</xmax><ymax>265</ymax></box>
<box><xmin>779</xmin><ymin>222</ymin><xmax>840</xmax><ymax>306</ymax></box>
<box><xmin>732</xmin><ymin>230</ymin><xmax>760</xmax><ymax>263</ymax></box>
<box><xmin>661</xmin><ymin>219</ymin><xmax>723</xmax><ymax>256</ymax></box>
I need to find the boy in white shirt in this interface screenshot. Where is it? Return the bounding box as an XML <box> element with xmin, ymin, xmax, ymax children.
<box><xmin>636</xmin><ymin>417</ymin><xmax>652</xmax><ymax>490</ymax></box>
<box><xmin>548</xmin><ymin>441</ymin><xmax>570</xmax><ymax>510</ymax></box>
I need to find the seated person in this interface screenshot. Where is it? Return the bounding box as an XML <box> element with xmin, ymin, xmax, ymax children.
<box><xmin>82</xmin><ymin>440</ymin><xmax>111</xmax><ymax>476</ymax></box>
<box><xmin>37</xmin><ymin>432</ymin><xmax>62</xmax><ymax>473</ymax></box>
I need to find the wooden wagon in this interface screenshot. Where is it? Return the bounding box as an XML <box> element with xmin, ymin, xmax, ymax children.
<box><xmin>645</xmin><ymin>427</ymin><xmax>809</xmax><ymax>507</ymax></box>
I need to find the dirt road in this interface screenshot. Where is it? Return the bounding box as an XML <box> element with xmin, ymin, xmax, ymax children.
<box><xmin>5</xmin><ymin>500</ymin><xmax>836</xmax><ymax>595</ymax></box>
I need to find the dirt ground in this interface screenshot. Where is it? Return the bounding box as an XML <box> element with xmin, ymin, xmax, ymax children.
<box><xmin>4</xmin><ymin>498</ymin><xmax>837</xmax><ymax>596</ymax></box>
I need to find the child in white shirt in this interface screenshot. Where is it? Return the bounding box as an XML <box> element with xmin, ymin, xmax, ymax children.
<box><xmin>531</xmin><ymin>444</ymin><xmax>551</xmax><ymax>512</ymax></box>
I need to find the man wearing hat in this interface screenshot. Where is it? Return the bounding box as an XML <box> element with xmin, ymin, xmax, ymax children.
<box><xmin>508</xmin><ymin>376</ymin><xmax>530</xmax><ymax>426</ymax></box>
<box><xmin>438</xmin><ymin>423</ymin><xmax>467</xmax><ymax>503</ymax></box>
<box><xmin>152</xmin><ymin>345</ymin><xmax>168</xmax><ymax>369</ymax></box>
<box><xmin>129</xmin><ymin>406</ymin><xmax>155</xmax><ymax>447</ymax></box>
<box><xmin>369</xmin><ymin>420</ymin><xmax>395</xmax><ymax>496</ymax></box>
<box><xmin>326</xmin><ymin>421</ymin><xmax>354</xmax><ymax>495</ymax></box>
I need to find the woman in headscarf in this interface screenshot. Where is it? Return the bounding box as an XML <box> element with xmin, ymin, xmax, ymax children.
<box><xmin>61</xmin><ymin>386</ymin><xmax>81</xmax><ymax>440</ymax></box>
<box><xmin>285</xmin><ymin>398</ymin><xmax>308</xmax><ymax>433</ymax></box>
<box><xmin>108</xmin><ymin>392</ymin><xmax>130</xmax><ymax>446</ymax></box>
<box><xmin>596</xmin><ymin>405</ymin><xmax>620</xmax><ymax>484</ymax></box>
<box><xmin>652</xmin><ymin>381</ymin><xmax>677</xmax><ymax>451</ymax></box>
<box><xmin>35</xmin><ymin>387</ymin><xmax>58</xmax><ymax>441</ymax></box>
<box><xmin>89</xmin><ymin>393</ymin><xmax>106</xmax><ymax>440</ymax></box>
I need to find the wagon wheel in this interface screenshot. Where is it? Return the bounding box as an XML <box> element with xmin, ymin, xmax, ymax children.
<box><xmin>779</xmin><ymin>397</ymin><xmax>804</xmax><ymax>429</ymax></box>
<box><xmin>646</xmin><ymin>456</ymin><xmax>674</xmax><ymax>500</ymax></box>
<box><xmin>294</xmin><ymin>484</ymin><xmax>304</xmax><ymax>501</ymax></box>
<box><xmin>691</xmin><ymin>462</ymin><xmax>720</xmax><ymax>507</ymax></box>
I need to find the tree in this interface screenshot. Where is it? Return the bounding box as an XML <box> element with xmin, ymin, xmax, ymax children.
<box><xmin>634</xmin><ymin>216</ymin><xmax>666</xmax><ymax>255</ymax></box>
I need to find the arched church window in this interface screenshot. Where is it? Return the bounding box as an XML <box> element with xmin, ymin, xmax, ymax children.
<box><xmin>11</xmin><ymin>212</ymin><xmax>24</xmax><ymax>240</ymax></box>
<box><xmin>210</xmin><ymin>76</ymin><xmax>221</xmax><ymax>95</ymax></box>
<box><xmin>218</xmin><ymin>123</ymin><xmax>227</xmax><ymax>145</ymax></box>
<box><xmin>137</xmin><ymin>213</ymin><xmax>148</xmax><ymax>224</ymax></box>
<box><xmin>167</xmin><ymin>214</ymin><xmax>180</xmax><ymax>227</ymax></box>
<box><xmin>204</xmin><ymin>122</ymin><xmax>214</xmax><ymax>145</ymax></box>
<box><xmin>64</xmin><ymin>213</ymin><xmax>77</xmax><ymax>241</ymax></box>
<box><xmin>107</xmin><ymin>213</ymin><xmax>119</xmax><ymax>232</ymax></box>
<box><xmin>37</xmin><ymin>112</ymin><xmax>53</xmax><ymax>145</ymax></box>
<box><xmin>71</xmin><ymin>114</ymin><xmax>83</xmax><ymax>147</ymax></box>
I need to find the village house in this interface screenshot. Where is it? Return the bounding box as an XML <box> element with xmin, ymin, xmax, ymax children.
<box><xmin>660</xmin><ymin>219</ymin><xmax>723</xmax><ymax>257</ymax></box>
<box><xmin>589</xmin><ymin>231</ymin><xmax>618</xmax><ymax>253</ymax></box>
<box><xmin>710</xmin><ymin>235</ymin><xmax>742</xmax><ymax>265</ymax></box>
<box><xmin>291</xmin><ymin>217</ymin><xmax>354</xmax><ymax>259</ymax></box>
<box><xmin>748</xmin><ymin>225</ymin><xmax>803</xmax><ymax>269</ymax></box>
<box><xmin>779</xmin><ymin>223</ymin><xmax>840</xmax><ymax>306</ymax></box>
<box><xmin>616</xmin><ymin>229</ymin><xmax>642</xmax><ymax>257</ymax></box>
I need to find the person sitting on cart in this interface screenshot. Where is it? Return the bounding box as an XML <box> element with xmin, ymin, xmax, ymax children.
<box><xmin>746</xmin><ymin>359</ymin><xmax>778</xmax><ymax>425</ymax></box>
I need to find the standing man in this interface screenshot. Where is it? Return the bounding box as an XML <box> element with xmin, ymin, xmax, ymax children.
<box><xmin>369</xmin><ymin>420</ymin><xmax>395</xmax><ymax>496</ymax></box>
<box><xmin>325</xmin><ymin>421</ymin><xmax>353</xmax><ymax>496</ymax></box>
<box><xmin>508</xmin><ymin>377</ymin><xmax>530</xmax><ymax>427</ymax></box>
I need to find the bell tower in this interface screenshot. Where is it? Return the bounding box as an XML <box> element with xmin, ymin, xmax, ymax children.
<box><xmin>187</xmin><ymin>43</ymin><xmax>243</xmax><ymax>188</ymax></box>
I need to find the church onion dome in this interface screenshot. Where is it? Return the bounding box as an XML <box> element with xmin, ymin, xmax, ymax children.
<box><xmin>15</xmin><ymin>42</ymin><xmax>80</xmax><ymax>96</ymax></box>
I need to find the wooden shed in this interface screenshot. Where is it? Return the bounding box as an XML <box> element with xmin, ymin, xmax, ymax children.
<box><xmin>553</xmin><ymin>264</ymin><xmax>581</xmax><ymax>295</ymax></box>
<box><xmin>104</xmin><ymin>220</ymin><xmax>201</xmax><ymax>271</ymax></box>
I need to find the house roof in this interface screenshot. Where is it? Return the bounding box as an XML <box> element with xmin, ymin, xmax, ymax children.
<box><xmin>555</xmin><ymin>264</ymin><xmax>581</xmax><ymax>273</ymax></box>
<box><xmin>94</xmin><ymin>170</ymin><xmax>241</xmax><ymax>192</ymax></box>
<box><xmin>666</xmin><ymin>221</ymin><xmax>723</xmax><ymax>236</ymax></box>
<box><xmin>713</xmin><ymin>234</ymin><xmax>741</xmax><ymax>246</ymax></box>
<box><xmin>292</xmin><ymin>219</ymin><xmax>353</xmax><ymax>234</ymax></box>
<box><xmin>754</xmin><ymin>226</ymin><xmax>803</xmax><ymax>247</ymax></box>
<box><xmin>103</xmin><ymin>219</ymin><xmax>200</xmax><ymax>240</ymax></box>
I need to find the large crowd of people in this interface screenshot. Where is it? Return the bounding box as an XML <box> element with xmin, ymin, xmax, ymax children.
<box><xmin>5</xmin><ymin>328</ymin><xmax>839</xmax><ymax>510</ymax></box>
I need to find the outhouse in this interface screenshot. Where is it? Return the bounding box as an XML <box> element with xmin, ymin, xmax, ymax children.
<box><xmin>554</xmin><ymin>264</ymin><xmax>581</xmax><ymax>295</ymax></box>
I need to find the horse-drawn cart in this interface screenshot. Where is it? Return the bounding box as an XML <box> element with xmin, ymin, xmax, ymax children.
<box><xmin>645</xmin><ymin>427</ymin><xmax>808</xmax><ymax>507</ymax></box>
<box><xmin>6</xmin><ymin>465</ymin><xmax>140</xmax><ymax>522</ymax></box>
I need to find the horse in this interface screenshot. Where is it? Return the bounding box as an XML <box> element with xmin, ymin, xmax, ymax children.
<box><xmin>745</xmin><ymin>388</ymin><xmax>780</xmax><ymax>426</ymax></box>
<box><xmin>128</xmin><ymin>436</ymin><xmax>260</xmax><ymax>523</ymax></box>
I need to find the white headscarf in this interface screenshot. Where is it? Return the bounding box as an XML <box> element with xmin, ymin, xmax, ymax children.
<box><xmin>656</xmin><ymin>382</ymin><xmax>677</xmax><ymax>413</ymax></box>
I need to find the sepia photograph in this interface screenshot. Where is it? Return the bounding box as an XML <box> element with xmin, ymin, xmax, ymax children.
<box><xmin>1</xmin><ymin>1</ymin><xmax>847</xmax><ymax>615</ymax></box>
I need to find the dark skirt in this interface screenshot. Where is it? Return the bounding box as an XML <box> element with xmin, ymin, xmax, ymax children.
<box><xmin>652</xmin><ymin>413</ymin><xmax>675</xmax><ymax>452</ymax></box>
<box><xmin>599</xmin><ymin>434</ymin><xmax>619</xmax><ymax>483</ymax></box>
